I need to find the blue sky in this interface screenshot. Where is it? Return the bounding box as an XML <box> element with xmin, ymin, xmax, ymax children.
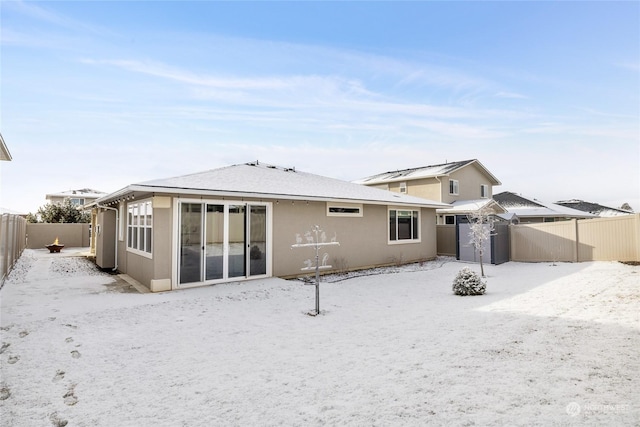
<box><xmin>1</xmin><ymin>1</ymin><xmax>639</xmax><ymax>213</ymax></box>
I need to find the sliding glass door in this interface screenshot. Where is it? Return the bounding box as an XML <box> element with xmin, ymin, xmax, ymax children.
<box><xmin>178</xmin><ymin>201</ymin><xmax>269</xmax><ymax>286</ymax></box>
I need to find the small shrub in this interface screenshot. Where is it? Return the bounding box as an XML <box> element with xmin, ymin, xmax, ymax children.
<box><xmin>452</xmin><ymin>267</ymin><xmax>486</xmax><ymax>296</ymax></box>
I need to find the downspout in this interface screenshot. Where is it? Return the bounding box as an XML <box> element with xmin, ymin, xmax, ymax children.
<box><xmin>96</xmin><ymin>204</ymin><xmax>119</xmax><ymax>272</ymax></box>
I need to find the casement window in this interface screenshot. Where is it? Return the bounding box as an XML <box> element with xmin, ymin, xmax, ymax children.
<box><xmin>480</xmin><ymin>184</ymin><xmax>489</xmax><ymax>198</ymax></box>
<box><xmin>389</xmin><ymin>209</ymin><xmax>420</xmax><ymax>243</ymax></box>
<box><xmin>127</xmin><ymin>200</ymin><xmax>152</xmax><ymax>256</ymax></box>
<box><xmin>327</xmin><ymin>203</ymin><xmax>363</xmax><ymax>217</ymax></box>
<box><xmin>449</xmin><ymin>179</ymin><xmax>459</xmax><ymax>195</ymax></box>
<box><xmin>399</xmin><ymin>182</ymin><xmax>407</xmax><ymax>193</ymax></box>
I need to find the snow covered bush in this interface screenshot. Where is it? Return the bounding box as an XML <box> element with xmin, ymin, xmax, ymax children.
<box><xmin>452</xmin><ymin>267</ymin><xmax>486</xmax><ymax>296</ymax></box>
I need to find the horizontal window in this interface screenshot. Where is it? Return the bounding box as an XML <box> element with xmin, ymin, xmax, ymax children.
<box><xmin>327</xmin><ymin>203</ymin><xmax>363</xmax><ymax>217</ymax></box>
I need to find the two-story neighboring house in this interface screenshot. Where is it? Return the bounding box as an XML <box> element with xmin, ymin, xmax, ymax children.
<box><xmin>353</xmin><ymin>159</ymin><xmax>503</xmax><ymax>224</ymax></box>
<box><xmin>45</xmin><ymin>188</ymin><xmax>107</xmax><ymax>207</ymax></box>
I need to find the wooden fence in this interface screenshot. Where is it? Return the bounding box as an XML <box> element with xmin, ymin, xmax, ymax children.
<box><xmin>1</xmin><ymin>213</ymin><xmax>27</xmax><ymax>286</ymax></box>
<box><xmin>437</xmin><ymin>214</ymin><xmax>639</xmax><ymax>263</ymax></box>
<box><xmin>436</xmin><ymin>225</ymin><xmax>456</xmax><ymax>256</ymax></box>
<box><xmin>510</xmin><ymin>214</ymin><xmax>640</xmax><ymax>262</ymax></box>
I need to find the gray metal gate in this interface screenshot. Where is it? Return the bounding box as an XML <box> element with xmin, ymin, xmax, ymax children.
<box><xmin>456</xmin><ymin>217</ymin><xmax>510</xmax><ymax>265</ymax></box>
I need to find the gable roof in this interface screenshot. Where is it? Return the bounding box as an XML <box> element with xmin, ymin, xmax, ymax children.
<box><xmin>555</xmin><ymin>199</ymin><xmax>634</xmax><ymax>217</ymax></box>
<box><xmin>97</xmin><ymin>162</ymin><xmax>450</xmax><ymax>208</ymax></box>
<box><xmin>353</xmin><ymin>159</ymin><xmax>501</xmax><ymax>186</ymax></box>
<box><xmin>494</xmin><ymin>192</ymin><xmax>596</xmax><ymax>219</ymax></box>
<box><xmin>0</xmin><ymin>132</ymin><xmax>11</xmax><ymax>161</ymax></box>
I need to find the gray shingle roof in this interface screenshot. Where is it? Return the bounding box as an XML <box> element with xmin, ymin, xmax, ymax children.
<box><xmin>494</xmin><ymin>192</ymin><xmax>596</xmax><ymax>219</ymax></box>
<box><xmin>555</xmin><ymin>199</ymin><xmax>633</xmax><ymax>217</ymax></box>
<box><xmin>99</xmin><ymin>162</ymin><xmax>450</xmax><ymax>208</ymax></box>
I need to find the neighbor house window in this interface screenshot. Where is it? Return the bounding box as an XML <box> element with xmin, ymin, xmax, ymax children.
<box><xmin>445</xmin><ymin>215</ymin><xmax>456</xmax><ymax>225</ymax></box>
<box><xmin>399</xmin><ymin>182</ymin><xmax>407</xmax><ymax>193</ymax></box>
<box><xmin>389</xmin><ymin>209</ymin><xmax>420</xmax><ymax>243</ymax></box>
<box><xmin>127</xmin><ymin>200</ymin><xmax>152</xmax><ymax>256</ymax></box>
<box><xmin>70</xmin><ymin>198</ymin><xmax>85</xmax><ymax>206</ymax></box>
<box><xmin>327</xmin><ymin>203</ymin><xmax>363</xmax><ymax>217</ymax></box>
<box><xmin>480</xmin><ymin>184</ymin><xmax>489</xmax><ymax>198</ymax></box>
<box><xmin>449</xmin><ymin>179</ymin><xmax>459</xmax><ymax>195</ymax></box>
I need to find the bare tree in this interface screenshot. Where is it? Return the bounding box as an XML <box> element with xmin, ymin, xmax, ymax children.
<box><xmin>467</xmin><ymin>204</ymin><xmax>497</xmax><ymax>278</ymax></box>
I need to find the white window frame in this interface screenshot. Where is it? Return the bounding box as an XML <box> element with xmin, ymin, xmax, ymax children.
<box><xmin>449</xmin><ymin>179</ymin><xmax>459</xmax><ymax>195</ymax></box>
<box><xmin>326</xmin><ymin>202</ymin><xmax>363</xmax><ymax>217</ymax></box>
<box><xmin>399</xmin><ymin>181</ymin><xmax>407</xmax><ymax>193</ymax></box>
<box><xmin>388</xmin><ymin>208</ymin><xmax>421</xmax><ymax>244</ymax></box>
<box><xmin>480</xmin><ymin>184</ymin><xmax>489</xmax><ymax>198</ymax></box>
<box><xmin>127</xmin><ymin>199</ymin><xmax>153</xmax><ymax>258</ymax></box>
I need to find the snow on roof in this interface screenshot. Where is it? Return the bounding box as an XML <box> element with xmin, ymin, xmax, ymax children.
<box><xmin>555</xmin><ymin>199</ymin><xmax>634</xmax><ymax>217</ymax></box>
<box><xmin>435</xmin><ymin>198</ymin><xmax>507</xmax><ymax>215</ymax></box>
<box><xmin>46</xmin><ymin>188</ymin><xmax>107</xmax><ymax>198</ymax></box>
<box><xmin>353</xmin><ymin>159</ymin><xmax>501</xmax><ymax>186</ymax></box>
<box><xmin>494</xmin><ymin>192</ymin><xmax>596</xmax><ymax>218</ymax></box>
<box><xmin>99</xmin><ymin>162</ymin><xmax>450</xmax><ymax>208</ymax></box>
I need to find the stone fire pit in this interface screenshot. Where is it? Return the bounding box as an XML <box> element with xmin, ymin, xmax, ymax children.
<box><xmin>46</xmin><ymin>238</ymin><xmax>64</xmax><ymax>253</ymax></box>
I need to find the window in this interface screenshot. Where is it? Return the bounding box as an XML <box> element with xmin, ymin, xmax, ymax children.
<box><xmin>399</xmin><ymin>182</ymin><xmax>407</xmax><ymax>193</ymax></box>
<box><xmin>69</xmin><ymin>198</ymin><xmax>85</xmax><ymax>206</ymax></box>
<box><xmin>389</xmin><ymin>209</ymin><xmax>420</xmax><ymax>243</ymax></box>
<box><xmin>327</xmin><ymin>203</ymin><xmax>363</xmax><ymax>217</ymax></box>
<box><xmin>480</xmin><ymin>184</ymin><xmax>489</xmax><ymax>198</ymax></box>
<box><xmin>445</xmin><ymin>215</ymin><xmax>456</xmax><ymax>225</ymax></box>
<box><xmin>449</xmin><ymin>179</ymin><xmax>459</xmax><ymax>195</ymax></box>
<box><xmin>127</xmin><ymin>200</ymin><xmax>152</xmax><ymax>256</ymax></box>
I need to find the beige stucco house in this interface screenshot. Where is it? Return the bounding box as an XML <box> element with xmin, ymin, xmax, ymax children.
<box><xmin>89</xmin><ymin>162</ymin><xmax>449</xmax><ymax>292</ymax></box>
<box><xmin>353</xmin><ymin>159</ymin><xmax>503</xmax><ymax>224</ymax></box>
<box><xmin>46</xmin><ymin>188</ymin><xmax>107</xmax><ymax>207</ymax></box>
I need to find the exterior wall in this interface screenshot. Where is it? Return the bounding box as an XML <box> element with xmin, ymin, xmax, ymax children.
<box><xmin>403</xmin><ymin>178</ymin><xmax>443</xmax><ymax>202</ymax></box>
<box><xmin>109</xmin><ymin>196</ymin><xmax>173</xmax><ymax>290</ymax></box>
<box><xmin>151</xmin><ymin>197</ymin><xmax>172</xmax><ymax>289</ymax></box>
<box><xmin>444</xmin><ymin>165</ymin><xmax>494</xmax><ymax>204</ymax></box>
<box><xmin>510</xmin><ymin>214</ymin><xmax>640</xmax><ymax>262</ymax></box>
<box><xmin>272</xmin><ymin>201</ymin><xmax>437</xmax><ymax>277</ymax></box>
<box><xmin>26</xmin><ymin>223</ymin><xmax>90</xmax><ymax>249</ymax></box>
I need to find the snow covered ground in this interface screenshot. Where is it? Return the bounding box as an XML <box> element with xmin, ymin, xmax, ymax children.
<box><xmin>1</xmin><ymin>249</ymin><xmax>638</xmax><ymax>426</ymax></box>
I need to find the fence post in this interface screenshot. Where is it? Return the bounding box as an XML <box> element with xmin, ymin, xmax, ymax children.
<box><xmin>572</xmin><ymin>219</ymin><xmax>579</xmax><ymax>262</ymax></box>
<box><xmin>635</xmin><ymin>214</ymin><xmax>640</xmax><ymax>262</ymax></box>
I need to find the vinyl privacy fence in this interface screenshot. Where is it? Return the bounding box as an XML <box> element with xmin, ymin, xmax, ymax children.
<box><xmin>1</xmin><ymin>213</ymin><xmax>27</xmax><ymax>286</ymax></box>
<box><xmin>510</xmin><ymin>214</ymin><xmax>640</xmax><ymax>262</ymax></box>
